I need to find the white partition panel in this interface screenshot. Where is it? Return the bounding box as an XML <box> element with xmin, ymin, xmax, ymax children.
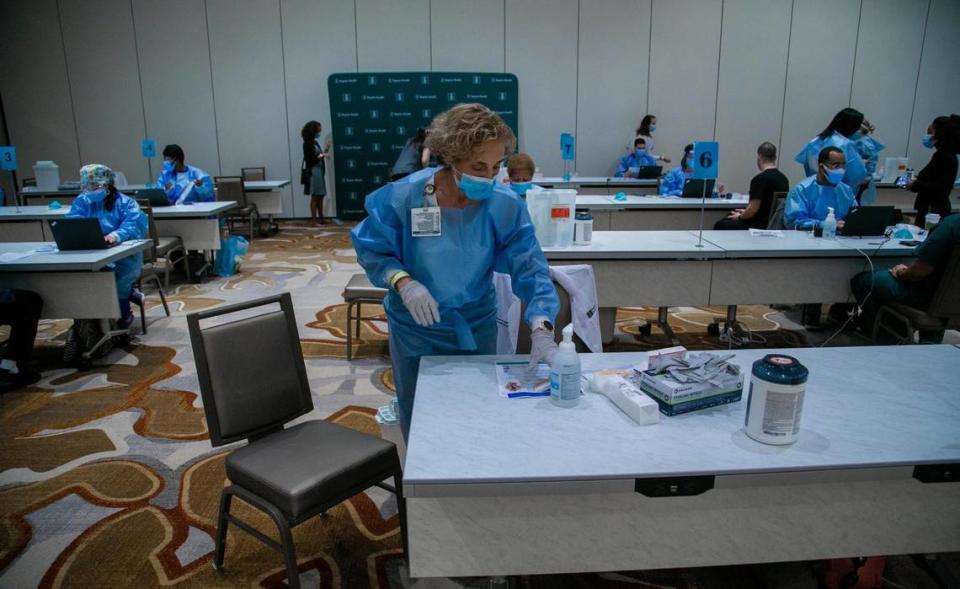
<box><xmin>648</xmin><ymin>0</ymin><xmax>722</xmax><ymax>166</ymax></box>
<box><xmin>506</xmin><ymin>0</ymin><xmax>579</xmax><ymax>176</ymax></box>
<box><xmin>207</xmin><ymin>0</ymin><xmax>293</xmax><ymax>216</ymax></box>
<box><xmin>431</xmin><ymin>0</ymin><xmax>505</xmax><ymax>73</ymax></box>
<box><xmin>59</xmin><ymin>0</ymin><xmax>148</xmax><ymax>182</ymax></box>
<box><xmin>132</xmin><ymin>0</ymin><xmax>220</xmax><ymax>181</ymax></box>
<box><xmin>356</xmin><ymin>0</ymin><xmax>430</xmax><ymax>72</ymax></box>
<box><xmin>907</xmin><ymin>0</ymin><xmax>960</xmax><ymax>167</ymax></box>
<box><xmin>779</xmin><ymin>0</ymin><xmax>861</xmax><ymax>185</ymax></box>
<box><xmin>576</xmin><ymin>0</ymin><xmax>652</xmax><ymax>177</ymax></box>
<box><xmin>851</xmin><ymin>0</ymin><xmax>928</xmax><ymax>159</ymax></box>
<box><xmin>714</xmin><ymin>0</ymin><xmax>792</xmax><ymax>194</ymax></box>
<box><xmin>0</xmin><ymin>0</ymin><xmax>81</xmax><ymax>181</ymax></box>
<box><xmin>281</xmin><ymin>0</ymin><xmax>358</xmax><ymax>218</ymax></box>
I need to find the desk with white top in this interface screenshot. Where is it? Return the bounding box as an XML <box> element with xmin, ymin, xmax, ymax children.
<box><xmin>537</xmin><ymin>176</ymin><xmax>659</xmax><ymax>195</ymax></box>
<box><xmin>576</xmin><ymin>194</ymin><xmax>748</xmax><ymax>230</ymax></box>
<box><xmin>404</xmin><ymin>345</ymin><xmax>960</xmax><ymax>578</ymax></box>
<box><xmin>20</xmin><ymin>180</ymin><xmax>290</xmax><ymax>210</ymax></box>
<box><xmin>0</xmin><ymin>240</ymin><xmax>152</xmax><ymax>318</ymax></box>
<box><xmin>0</xmin><ymin>202</ymin><xmax>237</xmax><ymax>250</ymax></box>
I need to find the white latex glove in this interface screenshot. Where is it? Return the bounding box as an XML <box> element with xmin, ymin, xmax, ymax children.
<box><xmin>529</xmin><ymin>328</ymin><xmax>559</xmax><ymax>369</ymax></box>
<box><xmin>399</xmin><ymin>280</ymin><xmax>440</xmax><ymax>327</ymax></box>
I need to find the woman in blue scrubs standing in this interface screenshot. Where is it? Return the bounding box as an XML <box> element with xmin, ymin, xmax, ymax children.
<box><xmin>352</xmin><ymin>103</ymin><xmax>560</xmax><ymax>439</ymax></box>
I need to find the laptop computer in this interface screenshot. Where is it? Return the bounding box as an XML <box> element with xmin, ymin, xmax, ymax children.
<box><xmin>839</xmin><ymin>206</ymin><xmax>895</xmax><ymax>237</ymax></box>
<box><xmin>680</xmin><ymin>178</ymin><xmax>716</xmax><ymax>198</ymax></box>
<box><xmin>48</xmin><ymin>218</ymin><xmax>115</xmax><ymax>250</ymax></box>
<box><xmin>636</xmin><ymin>165</ymin><xmax>662</xmax><ymax>179</ymax></box>
<box><xmin>138</xmin><ymin>188</ymin><xmax>171</xmax><ymax>207</ymax></box>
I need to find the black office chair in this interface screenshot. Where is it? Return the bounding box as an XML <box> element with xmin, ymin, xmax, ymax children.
<box><xmin>187</xmin><ymin>293</ymin><xmax>406</xmax><ymax>588</ymax></box>
<box><xmin>766</xmin><ymin>191</ymin><xmax>788</xmax><ymax>230</ymax></box>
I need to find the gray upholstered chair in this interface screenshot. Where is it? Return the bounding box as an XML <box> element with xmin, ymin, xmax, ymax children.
<box><xmin>216</xmin><ymin>175</ymin><xmax>259</xmax><ymax>241</ymax></box>
<box><xmin>134</xmin><ymin>201</ymin><xmax>171</xmax><ymax>334</ymax></box>
<box><xmin>766</xmin><ymin>191</ymin><xmax>788</xmax><ymax>230</ymax></box>
<box><xmin>187</xmin><ymin>293</ymin><xmax>405</xmax><ymax>589</ymax></box>
<box><xmin>241</xmin><ymin>166</ymin><xmax>266</xmax><ymax>181</ymax></box>
<box><xmin>137</xmin><ymin>191</ymin><xmax>189</xmax><ymax>286</ymax></box>
<box><xmin>342</xmin><ymin>273</ymin><xmax>388</xmax><ymax>359</ymax></box>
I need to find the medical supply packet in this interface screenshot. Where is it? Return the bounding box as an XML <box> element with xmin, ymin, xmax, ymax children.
<box><xmin>638</xmin><ymin>351</ymin><xmax>744</xmax><ymax>415</ymax></box>
<box><xmin>496</xmin><ymin>361</ymin><xmax>552</xmax><ymax>397</ymax></box>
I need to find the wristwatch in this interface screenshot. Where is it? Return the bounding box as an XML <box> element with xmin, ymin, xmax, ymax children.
<box><xmin>532</xmin><ymin>318</ymin><xmax>554</xmax><ymax>333</ymax></box>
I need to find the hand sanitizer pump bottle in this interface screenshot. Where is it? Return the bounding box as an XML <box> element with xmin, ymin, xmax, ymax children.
<box><xmin>550</xmin><ymin>324</ymin><xmax>581</xmax><ymax>407</ymax></box>
<box><xmin>822</xmin><ymin>207</ymin><xmax>837</xmax><ymax>239</ymax></box>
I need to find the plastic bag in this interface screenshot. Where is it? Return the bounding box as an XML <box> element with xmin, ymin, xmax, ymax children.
<box><xmin>213</xmin><ymin>236</ymin><xmax>249</xmax><ymax>277</ymax></box>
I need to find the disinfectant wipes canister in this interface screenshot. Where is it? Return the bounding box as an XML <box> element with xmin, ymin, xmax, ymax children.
<box><xmin>744</xmin><ymin>354</ymin><xmax>809</xmax><ymax>445</ymax></box>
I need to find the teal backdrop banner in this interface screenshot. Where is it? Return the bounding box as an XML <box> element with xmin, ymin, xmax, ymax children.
<box><xmin>327</xmin><ymin>72</ymin><xmax>519</xmax><ymax>219</ymax></box>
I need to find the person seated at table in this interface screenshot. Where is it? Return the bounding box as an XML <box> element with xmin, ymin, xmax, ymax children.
<box><xmin>158</xmin><ymin>144</ymin><xmax>214</xmax><ymax>205</ymax></box>
<box><xmin>784</xmin><ymin>146</ymin><xmax>856</xmax><ymax>230</ymax></box>
<box><xmin>851</xmin><ymin>213</ymin><xmax>960</xmax><ymax>343</ymax></box>
<box><xmin>714</xmin><ymin>142</ymin><xmax>789</xmax><ymax>230</ymax></box>
<box><xmin>68</xmin><ymin>164</ymin><xmax>148</xmax><ymax>329</ymax></box>
<box><xmin>506</xmin><ymin>152</ymin><xmax>538</xmax><ymax>198</ymax></box>
<box><xmin>659</xmin><ymin>144</ymin><xmax>694</xmax><ymax>196</ymax></box>
<box><xmin>615</xmin><ymin>137</ymin><xmax>658</xmax><ymax>178</ymax></box>
<box><xmin>0</xmin><ymin>288</ymin><xmax>43</xmax><ymax>393</ymax></box>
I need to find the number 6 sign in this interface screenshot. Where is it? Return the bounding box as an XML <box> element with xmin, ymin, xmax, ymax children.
<box><xmin>693</xmin><ymin>141</ymin><xmax>718</xmax><ymax>180</ymax></box>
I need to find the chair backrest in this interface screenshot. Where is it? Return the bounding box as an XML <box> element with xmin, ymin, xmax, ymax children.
<box><xmin>113</xmin><ymin>171</ymin><xmax>129</xmax><ymax>187</ymax></box>
<box><xmin>187</xmin><ymin>293</ymin><xmax>314</xmax><ymax>446</ymax></box>
<box><xmin>516</xmin><ymin>280</ymin><xmax>588</xmax><ymax>353</ymax></box>
<box><xmin>927</xmin><ymin>245</ymin><xmax>960</xmax><ymax>318</ymax></box>
<box><xmin>241</xmin><ymin>167</ymin><xmax>266</xmax><ymax>181</ymax></box>
<box><xmin>22</xmin><ymin>177</ymin><xmax>37</xmax><ymax>188</ymax></box>
<box><xmin>767</xmin><ymin>191</ymin><xmax>788</xmax><ymax>230</ymax></box>
<box><xmin>215</xmin><ymin>175</ymin><xmax>247</xmax><ymax>207</ymax></box>
<box><xmin>135</xmin><ymin>199</ymin><xmax>159</xmax><ymax>263</ymax></box>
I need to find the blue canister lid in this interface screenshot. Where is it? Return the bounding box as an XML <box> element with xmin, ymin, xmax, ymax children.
<box><xmin>752</xmin><ymin>354</ymin><xmax>808</xmax><ymax>386</ymax></box>
<box><xmin>575</xmin><ymin>210</ymin><xmax>592</xmax><ymax>220</ymax></box>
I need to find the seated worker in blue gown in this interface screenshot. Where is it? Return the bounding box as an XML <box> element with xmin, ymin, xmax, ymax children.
<box><xmin>614</xmin><ymin>137</ymin><xmax>658</xmax><ymax>178</ymax></box>
<box><xmin>352</xmin><ymin>103</ymin><xmax>560</xmax><ymax>440</ymax></box>
<box><xmin>784</xmin><ymin>146</ymin><xmax>856</xmax><ymax>230</ymax></box>
<box><xmin>852</xmin><ymin>213</ymin><xmax>960</xmax><ymax>343</ymax></box>
<box><xmin>795</xmin><ymin>107</ymin><xmax>868</xmax><ymax>198</ymax></box>
<box><xmin>157</xmin><ymin>144</ymin><xmax>214</xmax><ymax>205</ymax></box>
<box><xmin>506</xmin><ymin>152</ymin><xmax>538</xmax><ymax>198</ymax></box>
<box><xmin>659</xmin><ymin>144</ymin><xmax>694</xmax><ymax>196</ymax></box>
<box><xmin>67</xmin><ymin>164</ymin><xmax>148</xmax><ymax>329</ymax></box>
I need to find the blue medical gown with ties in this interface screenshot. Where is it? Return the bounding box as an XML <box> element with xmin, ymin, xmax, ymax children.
<box><xmin>615</xmin><ymin>151</ymin><xmax>658</xmax><ymax>177</ymax></box>
<box><xmin>67</xmin><ymin>192</ymin><xmax>147</xmax><ymax>304</ymax></box>
<box><xmin>659</xmin><ymin>166</ymin><xmax>690</xmax><ymax>196</ymax></box>
<box><xmin>351</xmin><ymin>167</ymin><xmax>560</xmax><ymax>430</ymax></box>
<box><xmin>854</xmin><ymin>135</ymin><xmax>885</xmax><ymax>205</ymax></box>
<box><xmin>783</xmin><ymin>176</ymin><xmax>857</xmax><ymax>230</ymax></box>
<box><xmin>157</xmin><ymin>164</ymin><xmax>215</xmax><ymax>204</ymax></box>
<box><xmin>794</xmin><ymin>131</ymin><xmax>867</xmax><ymax>195</ymax></box>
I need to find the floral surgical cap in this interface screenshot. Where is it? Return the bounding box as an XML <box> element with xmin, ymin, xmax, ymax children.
<box><xmin>79</xmin><ymin>163</ymin><xmax>115</xmax><ymax>187</ymax></box>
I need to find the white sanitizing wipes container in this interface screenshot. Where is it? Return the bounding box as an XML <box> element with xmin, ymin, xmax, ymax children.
<box><xmin>33</xmin><ymin>161</ymin><xmax>60</xmax><ymax>190</ymax></box>
<box><xmin>744</xmin><ymin>354</ymin><xmax>809</xmax><ymax>445</ymax></box>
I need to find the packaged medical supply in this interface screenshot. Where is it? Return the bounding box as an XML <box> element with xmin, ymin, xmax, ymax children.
<box><xmin>590</xmin><ymin>369</ymin><xmax>659</xmax><ymax>425</ymax></box>
<box><xmin>549</xmin><ymin>323</ymin><xmax>580</xmax><ymax>407</ymax></box>
<box><xmin>574</xmin><ymin>209</ymin><xmax>593</xmax><ymax>245</ymax></box>
<box><xmin>551</xmin><ymin>191</ymin><xmax>577</xmax><ymax>248</ymax></box>
<box><xmin>646</xmin><ymin>346</ymin><xmax>686</xmax><ymax>370</ymax></box>
<box><xmin>638</xmin><ymin>351</ymin><xmax>744</xmax><ymax>416</ymax></box>
<box><xmin>744</xmin><ymin>354</ymin><xmax>808</xmax><ymax>445</ymax></box>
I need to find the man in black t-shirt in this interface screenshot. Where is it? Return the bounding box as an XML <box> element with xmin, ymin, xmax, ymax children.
<box><xmin>714</xmin><ymin>142</ymin><xmax>790</xmax><ymax>230</ymax></box>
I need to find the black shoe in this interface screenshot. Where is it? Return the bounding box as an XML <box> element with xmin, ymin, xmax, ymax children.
<box><xmin>117</xmin><ymin>314</ymin><xmax>135</xmax><ymax>330</ymax></box>
<box><xmin>0</xmin><ymin>369</ymin><xmax>41</xmax><ymax>394</ymax></box>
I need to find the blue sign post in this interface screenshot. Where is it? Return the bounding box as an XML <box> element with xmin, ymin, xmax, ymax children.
<box><xmin>692</xmin><ymin>141</ymin><xmax>719</xmax><ymax>248</ymax></box>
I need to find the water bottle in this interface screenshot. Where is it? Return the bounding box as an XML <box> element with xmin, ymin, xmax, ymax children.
<box><xmin>550</xmin><ymin>324</ymin><xmax>581</xmax><ymax>407</ymax></box>
<box><xmin>822</xmin><ymin>207</ymin><xmax>837</xmax><ymax>239</ymax></box>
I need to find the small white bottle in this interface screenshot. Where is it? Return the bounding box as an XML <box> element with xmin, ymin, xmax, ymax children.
<box><xmin>822</xmin><ymin>207</ymin><xmax>837</xmax><ymax>239</ymax></box>
<box><xmin>550</xmin><ymin>324</ymin><xmax>581</xmax><ymax>407</ymax></box>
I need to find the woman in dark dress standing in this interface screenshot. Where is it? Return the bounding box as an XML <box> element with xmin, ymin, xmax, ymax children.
<box><xmin>908</xmin><ymin>114</ymin><xmax>959</xmax><ymax>223</ymax></box>
<box><xmin>301</xmin><ymin>120</ymin><xmax>331</xmax><ymax>225</ymax></box>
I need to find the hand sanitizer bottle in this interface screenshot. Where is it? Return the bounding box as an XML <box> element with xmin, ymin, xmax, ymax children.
<box><xmin>822</xmin><ymin>207</ymin><xmax>837</xmax><ymax>239</ymax></box>
<box><xmin>550</xmin><ymin>324</ymin><xmax>581</xmax><ymax>407</ymax></box>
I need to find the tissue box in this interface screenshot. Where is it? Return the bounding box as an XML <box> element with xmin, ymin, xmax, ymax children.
<box><xmin>638</xmin><ymin>369</ymin><xmax>744</xmax><ymax>416</ymax></box>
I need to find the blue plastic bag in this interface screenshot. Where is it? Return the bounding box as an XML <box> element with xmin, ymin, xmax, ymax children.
<box><xmin>213</xmin><ymin>236</ymin><xmax>248</xmax><ymax>277</ymax></box>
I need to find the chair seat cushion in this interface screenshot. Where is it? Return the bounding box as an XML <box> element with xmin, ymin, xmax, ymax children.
<box><xmin>225</xmin><ymin>420</ymin><xmax>398</xmax><ymax>520</ymax></box>
<box><xmin>229</xmin><ymin>206</ymin><xmax>257</xmax><ymax>216</ymax></box>
<box><xmin>886</xmin><ymin>303</ymin><xmax>949</xmax><ymax>330</ymax></box>
<box><xmin>343</xmin><ymin>273</ymin><xmax>387</xmax><ymax>301</ymax></box>
<box><xmin>156</xmin><ymin>236</ymin><xmax>182</xmax><ymax>255</ymax></box>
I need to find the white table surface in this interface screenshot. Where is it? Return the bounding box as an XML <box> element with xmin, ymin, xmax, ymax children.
<box><xmin>691</xmin><ymin>230</ymin><xmax>916</xmax><ymax>258</ymax></box>
<box><xmin>538</xmin><ymin>176</ymin><xmax>659</xmax><ymax>186</ymax></box>
<box><xmin>0</xmin><ymin>202</ymin><xmax>236</xmax><ymax>219</ymax></box>
<box><xmin>0</xmin><ymin>240</ymin><xmax>152</xmax><ymax>272</ymax></box>
<box><xmin>20</xmin><ymin>180</ymin><xmax>290</xmax><ymax>195</ymax></box>
<box><xmin>404</xmin><ymin>346</ymin><xmax>960</xmax><ymax>492</ymax></box>
<box><xmin>579</xmin><ymin>194</ymin><xmax>748</xmax><ymax>210</ymax></box>
<box><xmin>542</xmin><ymin>230</ymin><xmax>725</xmax><ymax>259</ymax></box>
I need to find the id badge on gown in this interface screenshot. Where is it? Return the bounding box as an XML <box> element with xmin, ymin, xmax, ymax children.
<box><xmin>411</xmin><ymin>178</ymin><xmax>441</xmax><ymax>237</ymax></box>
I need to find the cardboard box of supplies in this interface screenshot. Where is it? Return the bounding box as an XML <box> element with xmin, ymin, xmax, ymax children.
<box><xmin>637</xmin><ymin>369</ymin><xmax>744</xmax><ymax>416</ymax></box>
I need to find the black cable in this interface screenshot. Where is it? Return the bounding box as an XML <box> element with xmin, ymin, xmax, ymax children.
<box><xmin>819</xmin><ymin>236</ymin><xmax>891</xmax><ymax>348</ymax></box>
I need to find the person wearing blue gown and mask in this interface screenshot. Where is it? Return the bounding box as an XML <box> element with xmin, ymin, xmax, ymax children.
<box><xmin>506</xmin><ymin>152</ymin><xmax>538</xmax><ymax>198</ymax></box>
<box><xmin>67</xmin><ymin>164</ymin><xmax>147</xmax><ymax>329</ymax></box>
<box><xmin>784</xmin><ymin>146</ymin><xmax>856</xmax><ymax>230</ymax></box>
<box><xmin>615</xmin><ymin>137</ymin><xmax>658</xmax><ymax>178</ymax></box>
<box><xmin>660</xmin><ymin>144</ymin><xmax>694</xmax><ymax>196</ymax></box>
<box><xmin>852</xmin><ymin>119</ymin><xmax>885</xmax><ymax>205</ymax></box>
<box><xmin>352</xmin><ymin>103</ymin><xmax>560</xmax><ymax>439</ymax></box>
<box><xmin>795</xmin><ymin>107</ymin><xmax>868</xmax><ymax>196</ymax></box>
<box><xmin>157</xmin><ymin>144</ymin><xmax>214</xmax><ymax>205</ymax></box>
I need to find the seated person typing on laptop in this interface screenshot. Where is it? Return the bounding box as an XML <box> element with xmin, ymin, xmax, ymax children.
<box><xmin>67</xmin><ymin>164</ymin><xmax>148</xmax><ymax>329</ymax></box>
<box><xmin>615</xmin><ymin>137</ymin><xmax>658</xmax><ymax>178</ymax></box>
<box><xmin>158</xmin><ymin>144</ymin><xmax>215</xmax><ymax>205</ymax></box>
<box><xmin>715</xmin><ymin>142</ymin><xmax>789</xmax><ymax>230</ymax></box>
<box><xmin>784</xmin><ymin>146</ymin><xmax>856</xmax><ymax>230</ymax></box>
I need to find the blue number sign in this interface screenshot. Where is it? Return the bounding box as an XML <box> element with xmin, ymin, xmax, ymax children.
<box><xmin>692</xmin><ymin>141</ymin><xmax>718</xmax><ymax>180</ymax></box>
<box><xmin>560</xmin><ymin>133</ymin><xmax>575</xmax><ymax>161</ymax></box>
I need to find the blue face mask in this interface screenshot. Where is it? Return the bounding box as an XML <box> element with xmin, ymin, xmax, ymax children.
<box><xmin>635</xmin><ymin>148</ymin><xmax>646</xmax><ymax>157</ymax></box>
<box><xmin>455</xmin><ymin>167</ymin><xmax>496</xmax><ymax>201</ymax></box>
<box><xmin>162</xmin><ymin>160</ymin><xmax>175</xmax><ymax>173</ymax></box>
<box><xmin>83</xmin><ymin>188</ymin><xmax>108</xmax><ymax>203</ymax></box>
<box><xmin>822</xmin><ymin>165</ymin><xmax>845</xmax><ymax>185</ymax></box>
<box><xmin>684</xmin><ymin>156</ymin><xmax>694</xmax><ymax>171</ymax></box>
<box><xmin>922</xmin><ymin>134</ymin><xmax>935</xmax><ymax>149</ymax></box>
<box><xmin>510</xmin><ymin>181</ymin><xmax>532</xmax><ymax>197</ymax></box>
<box><xmin>649</xmin><ymin>124</ymin><xmax>656</xmax><ymax>133</ymax></box>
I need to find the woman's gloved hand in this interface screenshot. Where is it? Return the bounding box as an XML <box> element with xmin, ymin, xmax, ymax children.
<box><xmin>399</xmin><ymin>280</ymin><xmax>440</xmax><ymax>327</ymax></box>
<box><xmin>529</xmin><ymin>328</ymin><xmax>559</xmax><ymax>368</ymax></box>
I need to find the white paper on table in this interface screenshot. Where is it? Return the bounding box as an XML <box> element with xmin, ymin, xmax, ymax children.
<box><xmin>0</xmin><ymin>251</ymin><xmax>37</xmax><ymax>263</ymax></box>
<box><xmin>496</xmin><ymin>361</ymin><xmax>551</xmax><ymax>396</ymax></box>
<box><xmin>175</xmin><ymin>182</ymin><xmax>194</xmax><ymax>205</ymax></box>
<box><xmin>749</xmin><ymin>228</ymin><xmax>784</xmax><ymax>238</ymax></box>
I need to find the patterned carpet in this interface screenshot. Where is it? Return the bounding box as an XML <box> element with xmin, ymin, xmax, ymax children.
<box><xmin>1</xmin><ymin>222</ymin><xmax>952</xmax><ymax>588</ymax></box>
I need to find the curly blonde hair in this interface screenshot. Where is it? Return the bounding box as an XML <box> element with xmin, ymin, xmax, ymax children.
<box><xmin>424</xmin><ymin>103</ymin><xmax>517</xmax><ymax>163</ymax></box>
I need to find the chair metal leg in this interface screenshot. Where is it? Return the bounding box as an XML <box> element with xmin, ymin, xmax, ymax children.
<box><xmin>151</xmin><ymin>275</ymin><xmax>170</xmax><ymax>317</ymax></box>
<box><xmin>393</xmin><ymin>472</ymin><xmax>409</xmax><ymax>563</ymax></box>
<box><xmin>656</xmin><ymin>306</ymin><xmax>679</xmax><ymax>345</ymax></box>
<box><xmin>346</xmin><ymin>300</ymin><xmax>355</xmax><ymax>360</ymax></box>
<box><xmin>274</xmin><ymin>513</ymin><xmax>301</xmax><ymax>589</ymax></box>
<box><xmin>356</xmin><ymin>302</ymin><xmax>363</xmax><ymax>337</ymax></box>
<box><xmin>213</xmin><ymin>488</ymin><xmax>233</xmax><ymax>570</ymax></box>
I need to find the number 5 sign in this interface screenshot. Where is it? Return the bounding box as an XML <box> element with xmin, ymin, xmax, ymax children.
<box><xmin>693</xmin><ymin>141</ymin><xmax>718</xmax><ymax>180</ymax></box>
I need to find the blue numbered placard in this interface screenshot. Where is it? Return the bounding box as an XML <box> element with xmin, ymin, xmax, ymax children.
<box><xmin>560</xmin><ymin>133</ymin><xmax>576</xmax><ymax>161</ymax></box>
<box><xmin>0</xmin><ymin>146</ymin><xmax>16</xmax><ymax>171</ymax></box>
<box><xmin>692</xmin><ymin>141</ymin><xmax>718</xmax><ymax>180</ymax></box>
<box><xmin>141</xmin><ymin>139</ymin><xmax>157</xmax><ymax>159</ymax></box>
